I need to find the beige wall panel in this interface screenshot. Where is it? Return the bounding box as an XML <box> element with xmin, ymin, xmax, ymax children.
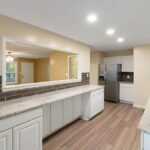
<box><xmin>0</xmin><ymin>14</ymin><xmax>90</xmax><ymax>76</ymax></box>
<box><xmin>90</xmin><ymin>51</ymin><xmax>103</xmax><ymax>85</ymax></box>
<box><xmin>134</xmin><ymin>45</ymin><xmax>150</xmax><ymax>108</ymax></box>
<box><xmin>35</xmin><ymin>58</ymin><xmax>50</xmax><ymax>82</ymax></box>
<box><xmin>50</xmin><ymin>51</ymin><xmax>68</xmax><ymax>81</ymax></box>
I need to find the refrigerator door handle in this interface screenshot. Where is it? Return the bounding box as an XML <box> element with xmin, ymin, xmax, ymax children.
<box><xmin>104</xmin><ymin>72</ymin><xmax>107</xmax><ymax>80</ymax></box>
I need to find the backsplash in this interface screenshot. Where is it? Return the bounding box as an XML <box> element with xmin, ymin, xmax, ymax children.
<box><xmin>0</xmin><ymin>72</ymin><xmax>90</xmax><ymax>102</ymax></box>
<box><xmin>120</xmin><ymin>72</ymin><xmax>134</xmax><ymax>82</ymax></box>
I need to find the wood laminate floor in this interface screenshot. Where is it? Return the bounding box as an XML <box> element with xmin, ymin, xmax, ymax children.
<box><xmin>43</xmin><ymin>102</ymin><xmax>144</xmax><ymax>150</ymax></box>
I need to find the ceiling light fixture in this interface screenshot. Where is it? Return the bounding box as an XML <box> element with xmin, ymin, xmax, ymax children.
<box><xmin>106</xmin><ymin>29</ymin><xmax>115</xmax><ymax>35</ymax></box>
<box><xmin>6</xmin><ymin>52</ymin><xmax>14</xmax><ymax>63</ymax></box>
<box><xmin>87</xmin><ymin>14</ymin><xmax>98</xmax><ymax>23</ymax></box>
<box><xmin>117</xmin><ymin>38</ymin><xmax>124</xmax><ymax>43</ymax></box>
<box><xmin>27</xmin><ymin>37</ymin><xmax>36</xmax><ymax>42</ymax></box>
<box><xmin>49</xmin><ymin>43</ymin><xmax>57</xmax><ymax>49</ymax></box>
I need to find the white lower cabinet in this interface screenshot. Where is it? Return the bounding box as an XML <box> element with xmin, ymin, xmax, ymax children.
<box><xmin>42</xmin><ymin>104</ymin><xmax>51</xmax><ymax>138</ymax></box>
<box><xmin>141</xmin><ymin>131</ymin><xmax>150</xmax><ymax>150</ymax></box>
<box><xmin>0</xmin><ymin>88</ymin><xmax>105</xmax><ymax>150</ymax></box>
<box><xmin>0</xmin><ymin>108</ymin><xmax>42</xmax><ymax>150</ymax></box>
<box><xmin>63</xmin><ymin>98</ymin><xmax>73</xmax><ymax>125</ymax></box>
<box><xmin>0</xmin><ymin>129</ymin><xmax>12</xmax><ymax>150</ymax></box>
<box><xmin>91</xmin><ymin>91</ymin><xmax>104</xmax><ymax>117</ymax></box>
<box><xmin>51</xmin><ymin>101</ymin><xmax>63</xmax><ymax>132</ymax></box>
<box><xmin>82</xmin><ymin>89</ymin><xmax>104</xmax><ymax>120</ymax></box>
<box><xmin>120</xmin><ymin>83</ymin><xmax>134</xmax><ymax>103</ymax></box>
<box><xmin>72</xmin><ymin>95</ymin><xmax>82</xmax><ymax>119</ymax></box>
<box><xmin>13</xmin><ymin>118</ymin><xmax>42</xmax><ymax>150</ymax></box>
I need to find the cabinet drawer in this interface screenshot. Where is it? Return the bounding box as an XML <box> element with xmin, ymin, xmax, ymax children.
<box><xmin>91</xmin><ymin>89</ymin><xmax>104</xmax><ymax>96</ymax></box>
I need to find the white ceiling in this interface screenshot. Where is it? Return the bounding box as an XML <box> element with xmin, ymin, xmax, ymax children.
<box><xmin>0</xmin><ymin>0</ymin><xmax>150</xmax><ymax>51</ymax></box>
<box><xmin>6</xmin><ymin>41</ymin><xmax>51</xmax><ymax>59</ymax></box>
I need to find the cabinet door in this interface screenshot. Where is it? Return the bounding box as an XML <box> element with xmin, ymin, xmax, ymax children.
<box><xmin>63</xmin><ymin>98</ymin><xmax>73</xmax><ymax>125</ymax></box>
<box><xmin>143</xmin><ymin>132</ymin><xmax>150</xmax><ymax>150</ymax></box>
<box><xmin>91</xmin><ymin>92</ymin><xmax>104</xmax><ymax>117</ymax></box>
<box><xmin>51</xmin><ymin>101</ymin><xmax>63</xmax><ymax>132</ymax></box>
<box><xmin>13</xmin><ymin>118</ymin><xmax>42</xmax><ymax>150</ymax></box>
<box><xmin>122</xmin><ymin>56</ymin><xmax>133</xmax><ymax>72</ymax></box>
<box><xmin>104</xmin><ymin>56</ymin><xmax>122</xmax><ymax>64</ymax></box>
<box><xmin>72</xmin><ymin>95</ymin><xmax>82</xmax><ymax>119</ymax></box>
<box><xmin>0</xmin><ymin>129</ymin><xmax>12</xmax><ymax>150</ymax></box>
<box><xmin>120</xmin><ymin>84</ymin><xmax>134</xmax><ymax>103</ymax></box>
<box><xmin>43</xmin><ymin>104</ymin><xmax>51</xmax><ymax>138</ymax></box>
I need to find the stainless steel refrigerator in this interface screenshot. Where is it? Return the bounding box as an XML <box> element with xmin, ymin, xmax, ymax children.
<box><xmin>99</xmin><ymin>64</ymin><xmax>121</xmax><ymax>103</ymax></box>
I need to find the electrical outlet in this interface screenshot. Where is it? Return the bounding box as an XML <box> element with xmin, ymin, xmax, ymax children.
<box><xmin>127</xmin><ymin>75</ymin><xmax>130</xmax><ymax>79</ymax></box>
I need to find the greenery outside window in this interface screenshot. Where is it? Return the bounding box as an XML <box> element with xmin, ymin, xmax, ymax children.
<box><xmin>6</xmin><ymin>62</ymin><xmax>18</xmax><ymax>85</ymax></box>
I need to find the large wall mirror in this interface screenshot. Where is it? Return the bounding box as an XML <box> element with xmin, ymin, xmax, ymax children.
<box><xmin>3</xmin><ymin>37</ymin><xmax>80</xmax><ymax>90</ymax></box>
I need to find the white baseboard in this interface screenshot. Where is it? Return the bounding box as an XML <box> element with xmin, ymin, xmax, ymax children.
<box><xmin>133</xmin><ymin>104</ymin><xmax>145</xmax><ymax>109</ymax></box>
<box><xmin>120</xmin><ymin>100</ymin><xmax>133</xmax><ymax>105</ymax></box>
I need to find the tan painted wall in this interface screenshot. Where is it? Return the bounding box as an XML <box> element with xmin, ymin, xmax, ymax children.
<box><xmin>0</xmin><ymin>14</ymin><xmax>90</xmax><ymax>76</ymax></box>
<box><xmin>35</xmin><ymin>58</ymin><xmax>50</xmax><ymax>82</ymax></box>
<box><xmin>134</xmin><ymin>45</ymin><xmax>150</xmax><ymax>108</ymax></box>
<box><xmin>49</xmin><ymin>51</ymin><xmax>68</xmax><ymax>81</ymax></box>
<box><xmin>90</xmin><ymin>51</ymin><xmax>103</xmax><ymax>85</ymax></box>
<box><xmin>104</xmin><ymin>49</ymin><xmax>133</xmax><ymax>57</ymax></box>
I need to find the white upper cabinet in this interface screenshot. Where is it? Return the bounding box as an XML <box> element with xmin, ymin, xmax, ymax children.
<box><xmin>13</xmin><ymin>118</ymin><xmax>42</xmax><ymax>150</ymax></box>
<box><xmin>122</xmin><ymin>55</ymin><xmax>134</xmax><ymax>72</ymax></box>
<box><xmin>103</xmin><ymin>55</ymin><xmax>133</xmax><ymax>72</ymax></box>
<box><xmin>0</xmin><ymin>129</ymin><xmax>12</xmax><ymax>150</ymax></box>
<box><xmin>104</xmin><ymin>56</ymin><xmax>122</xmax><ymax>65</ymax></box>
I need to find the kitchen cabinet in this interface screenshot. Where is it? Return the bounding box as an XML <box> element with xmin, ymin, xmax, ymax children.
<box><xmin>42</xmin><ymin>104</ymin><xmax>51</xmax><ymax>138</ymax></box>
<box><xmin>120</xmin><ymin>83</ymin><xmax>134</xmax><ymax>103</ymax></box>
<box><xmin>13</xmin><ymin>118</ymin><xmax>42</xmax><ymax>150</ymax></box>
<box><xmin>0</xmin><ymin>108</ymin><xmax>42</xmax><ymax>150</ymax></box>
<box><xmin>51</xmin><ymin>101</ymin><xmax>63</xmax><ymax>132</ymax></box>
<box><xmin>122</xmin><ymin>55</ymin><xmax>133</xmax><ymax>72</ymax></box>
<box><xmin>0</xmin><ymin>129</ymin><xmax>12</xmax><ymax>150</ymax></box>
<box><xmin>140</xmin><ymin>130</ymin><xmax>150</xmax><ymax>150</ymax></box>
<box><xmin>104</xmin><ymin>56</ymin><xmax>122</xmax><ymax>65</ymax></box>
<box><xmin>82</xmin><ymin>89</ymin><xmax>104</xmax><ymax>120</ymax></box>
<box><xmin>103</xmin><ymin>55</ymin><xmax>133</xmax><ymax>72</ymax></box>
<box><xmin>63</xmin><ymin>98</ymin><xmax>73</xmax><ymax>125</ymax></box>
<box><xmin>91</xmin><ymin>90</ymin><xmax>104</xmax><ymax>117</ymax></box>
<box><xmin>0</xmin><ymin>86</ymin><xmax>104</xmax><ymax>150</ymax></box>
<box><xmin>72</xmin><ymin>95</ymin><xmax>82</xmax><ymax>119</ymax></box>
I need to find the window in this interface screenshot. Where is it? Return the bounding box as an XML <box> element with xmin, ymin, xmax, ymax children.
<box><xmin>6</xmin><ymin>62</ymin><xmax>18</xmax><ymax>85</ymax></box>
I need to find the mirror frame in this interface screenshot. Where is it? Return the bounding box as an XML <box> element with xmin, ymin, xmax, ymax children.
<box><xmin>2</xmin><ymin>36</ymin><xmax>81</xmax><ymax>92</ymax></box>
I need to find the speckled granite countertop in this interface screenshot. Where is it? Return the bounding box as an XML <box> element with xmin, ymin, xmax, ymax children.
<box><xmin>139</xmin><ymin>98</ymin><xmax>150</xmax><ymax>133</ymax></box>
<box><xmin>0</xmin><ymin>85</ymin><xmax>104</xmax><ymax>120</ymax></box>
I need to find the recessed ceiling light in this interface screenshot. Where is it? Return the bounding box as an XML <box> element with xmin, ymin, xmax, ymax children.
<box><xmin>117</xmin><ymin>38</ymin><xmax>124</xmax><ymax>43</ymax></box>
<box><xmin>87</xmin><ymin>14</ymin><xmax>98</xmax><ymax>23</ymax></box>
<box><xmin>27</xmin><ymin>37</ymin><xmax>36</xmax><ymax>42</ymax></box>
<box><xmin>49</xmin><ymin>43</ymin><xmax>57</xmax><ymax>49</ymax></box>
<box><xmin>106</xmin><ymin>29</ymin><xmax>115</xmax><ymax>35</ymax></box>
<box><xmin>66</xmin><ymin>47</ymin><xmax>72</xmax><ymax>51</ymax></box>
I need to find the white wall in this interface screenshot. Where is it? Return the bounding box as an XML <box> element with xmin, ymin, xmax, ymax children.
<box><xmin>0</xmin><ymin>14</ymin><xmax>90</xmax><ymax>76</ymax></box>
<box><xmin>134</xmin><ymin>45</ymin><xmax>150</xmax><ymax>108</ymax></box>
